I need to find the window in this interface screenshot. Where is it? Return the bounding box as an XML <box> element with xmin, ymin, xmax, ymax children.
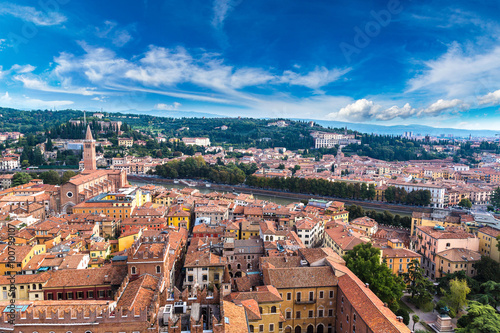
<box><xmin>47</xmin><ymin>293</ymin><xmax>53</xmax><ymax>300</ymax></box>
<box><xmin>309</xmin><ymin>291</ymin><xmax>314</xmax><ymax>301</ymax></box>
<box><xmin>259</xmin><ymin>325</ymin><xmax>264</xmax><ymax>332</ymax></box>
<box><xmin>328</xmin><ymin>309</ymin><xmax>333</xmax><ymax>317</ymax></box>
<box><xmin>67</xmin><ymin>292</ymin><xmax>73</xmax><ymax>300</ymax></box>
<box><xmin>446</xmin><ymin>243</ymin><xmax>451</xmax><ymax>247</ymax></box>
<box><xmin>78</xmin><ymin>292</ymin><xmax>84</xmax><ymax>299</ymax></box>
<box><xmin>318</xmin><ymin>309</ymin><xmax>324</xmax><ymax>317</ymax></box>
<box><xmin>286</xmin><ymin>311</ymin><xmax>292</xmax><ymax>319</ymax></box>
<box><xmin>353</xmin><ymin>313</ymin><xmax>356</xmax><ymax>322</ymax></box>
<box><xmin>271</xmin><ymin>306</ymin><xmax>276</xmax><ymax>314</ymax></box>
<box><xmin>329</xmin><ymin>290</ymin><xmax>334</xmax><ymax>298</ymax></box>
<box><xmin>347</xmin><ymin>315</ymin><xmax>349</xmax><ymax>323</ymax></box>
<box><xmin>259</xmin><ymin>307</ymin><xmax>263</xmax><ymax>314</ymax></box>
<box><xmin>296</xmin><ymin>311</ymin><xmax>301</xmax><ymax>319</ymax></box>
<box><xmin>99</xmin><ymin>290</ymin><xmax>105</xmax><ymax>298</ymax></box>
<box><xmin>156</xmin><ymin>266</ymin><xmax>161</xmax><ymax>274</ymax></box>
<box><xmin>319</xmin><ymin>291</ymin><xmax>324</xmax><ymax>299</ymax></box>
<box><xmin>87</xmin><ymin>291</ymin><xmax>94</xmax><ymax>298</ymax></box>
<box><xmin>188</xmin><ymin>275</ymin><xmax>193</xmax><ymax>282</ymax></box>
<box><xmin>287</xmin><ymin>292</ymin><xmax>291</xmax><ymax>301</ymax></box>
<box><xmin>131</xmin><ymin>266</ymin><xmax>136</xmax><ymax>274</ymax></box>
<box><xmin>214</xmin><ymin>273</ymin><xmax>220</xmax><ymax>281</ymax></box>
<box><xmin>296</xmin><ymin>292</ymin><xmax>301</xmax><ymax>302</ymax></box>
<box><xmin>202</xmin><ymin>275</ymin><xmax>208</xmax><ymax>282</ymax></box>
<box><xmin>269</xmin><ymin>324</ymin><xmax>274</xmax><ymax>332</ymax></box>
<box><xmin>309</xmin><ymin>310</ymin><xmax>314</xmax><ymax>318</ymax></box>
<box><xmin>249</xmin><ymin>325</ymin><xmax>254</xmax><ymax>332</ymax></box>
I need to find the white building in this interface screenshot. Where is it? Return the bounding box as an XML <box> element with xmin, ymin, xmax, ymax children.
<box><xmin>295</xmin><ymin>218</ymin><xmax>324</xmax><ymax>248</ymax></box>
<box><xmin>0</xmin><ymin>157</ymin><xmax>19</xmax><ymax>170</ymax></box>
<box><xmin>392</xmin><ymin>182</ymin><xmax>446</xmax><ymax>208</ymax></box>
<box><xmin>182</xmin><ymin>137</ymin><xmax>211</xmax><ymax>147</ymax></box>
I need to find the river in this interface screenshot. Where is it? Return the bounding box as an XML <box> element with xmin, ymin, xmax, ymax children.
<box><xmin>129</xmin><ymin>176</ymin><xmax>416</xmax><ymax>217</ymax></box>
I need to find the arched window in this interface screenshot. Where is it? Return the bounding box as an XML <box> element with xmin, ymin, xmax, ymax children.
<box><xmin>259</xmin><ymin>307</ymin><xmax>263</xmax><ymax>314</ymax></box>
<box><xmin>156</xmin><ymin>265</ymin><xmax>161</xmax><ymax>274</ymax></box>
<box><xmin>249</xmin><ymin>325</ymin><xmax>254</xmax><ymax>332</ymax></box>
<box><xmin>237</xmin><ymin>263</ymin><xmax>241</xmax><ymax>270</ymax></box>
<box><xmin>131</xmin><ymin>266</ymin><xmax>136</xmax><ymax>274</ymax></box>
<box><xmin>271</xmin><ymin>306</ymin><xmax>277</xmax><ymax>313</ymax></box>
<box><xmin>247</xmin><ymin>263</ymin><xmax>252</xmax><ymax>270</ymax></box>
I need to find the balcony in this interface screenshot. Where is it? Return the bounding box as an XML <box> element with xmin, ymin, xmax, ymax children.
<box><xmin>295</xmin><ymin>298</ymin><xmax>316</xmax><ymax>304</ymax></box>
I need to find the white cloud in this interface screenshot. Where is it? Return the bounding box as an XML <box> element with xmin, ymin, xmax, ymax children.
<box><xmin>280</xmin><ymin>67</ymin><xmax>351</xmax><ymax>90</ymax></box>
<box><xmin>419</xmin><ymin>98</ymin><xmax>467</xmax><ymax>116</ymax></box>
<box><xmin>0</xmin><ymin>91</ymin><xmax>73</xmax><ymax>109</ymax></box>
<box><xmin>14</xmin><ymin>75</ymin><xmax>100</xmax><ymax>96</ymax></box>
<box><xmin>407</xmin><ymin>43</ymin><xmax>500</xmax><ymax>98</ymax></box>
<box><xmin>0</xmin><ymin>92</ymin><xmax>12</xmax><ymax>103</ymax></box>
<box><xmin>212</xmin><ymin>0</ymin><xmax>238</xmax><ymax>30</ymax></box>
<box><xmin>10</xmin><ymin>64</ymin><xmax>36</xmax><ymax>73</ymax></box>
<box><xmin>154</xmin><ymin>102</ymin><xmax>181</xmax><ymax>110</ymax></box>
<box><xmin>95</xmin><ymin>21</ymin><xmax>133</xmax><ymax>47</ymax></box>
<box><xmin>0</xmin><ymin>3</ymin><xmax>66</xmax><ymax>26</ymax></box>
<box><xmin>478</xmin><ymin>89</ymin><xmax>500</xmax><ymax>105</ymax></box>
<box><xmin>329</xmin><ymin>98</ymin><xmax>467</xmax><ymax>122</ymax></box>
<box><xmin>336</xmin><ymin>99</ymin><xmax>382</xmax><ymax>122</ymax></box>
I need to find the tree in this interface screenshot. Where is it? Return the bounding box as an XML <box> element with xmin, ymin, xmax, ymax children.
<box><xmin>477</xmin><ymin>281</ymin><xmax>500</xmax><ymax>309</ymax></box>
<box><xmin>38</xmin><ymin>170</ymin><xmax>60</xmax><ymax>185</ymax></box>
<box><xmin>412</xmin><ymin>315</ymin><xmax>420</xmax><ymax>332</ymax></box>
<box><xmin>60</xmin><ymin>171</ymin><xmax>77</xmax><ymax>184</ymax></box>
<box><xmin>45</xmin><ymin>137</ymin><xmax>53</xmax><ymax>151</ymax></box>
<box><xmin>12</xmin><ymin>172</ymin><xmax>32</xmax><ymax>187</ymax></box>
<box><xmin>404</xmin><ymin>259</ymin><xmax>434</xmax><ymax>307</ymax></box>
<box><xmin>343</xmin><ymin>243</ymin><xmax>406</xmax><ymax>311</ymax></box>
<box><xmin>455</xmin><ymin>301</ymin><xmax>500</xmax><ymax>333</ymax></box>
<box><xmin>445</xmin><ymin>278</ymin><xmax>470</xmax><ymax>314</ymax></box>
<box><xmin>475</xmin><ymin>256</ymin><xmax>500</xmax><ymax>283</ymax></box>
<box><xmin>458</xmin><ymin>198</ymin><xmax>472</xmax><ymax>209</ymax></box>
<box><xmin>490</xmin><ymin>187</ymin><xmax>500</xmax><ymax>208</ymax></box>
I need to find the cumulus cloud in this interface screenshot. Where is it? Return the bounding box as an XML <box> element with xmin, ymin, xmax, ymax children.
<box><xmin>478</xmin><ymin>89</ymin><xmax>500</xmax><ymax>105</ymax></box>
<box><xmin>280</xmin><ymin>67</ymin><xmax>351</xmax><ymax>90</ymax></box>
<box><xmin>154</xmin><ymin>102</ymin><xmax>181</xmax><ymax>110</ymax></box>
<box><xmin>0</xmin><ymin>3</ymin><xmax>66</xmax><ymax>26</ymax></box>
<box><xmin>336</xmin><ymin>99</ymin><xmax>382</xmax><ymax>121</ymax></box>
<box><xmin>419</xmin><ymin>98</ymin><xmax>467</xmax><ymax>116</ymax></box>
<box><xmin>331</xmin><ymin>98</ymin><xmax>467</xmax><ymax>121</ymax></box>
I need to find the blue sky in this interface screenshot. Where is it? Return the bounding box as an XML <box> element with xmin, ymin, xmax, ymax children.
<box><xmin>1</xmin><ymin>0</ymin><xmax>500</xmax><ymax>129</ymax></box>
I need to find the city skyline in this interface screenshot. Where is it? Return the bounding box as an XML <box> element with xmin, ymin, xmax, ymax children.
<box><xmin>1</xmin><ymin>0</ymin><xmax>500</xmax><ymax>129</ymax></box>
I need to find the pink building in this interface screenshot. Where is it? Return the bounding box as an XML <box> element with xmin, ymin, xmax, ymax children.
<box><xmin>414</xmin><ymin>226</ymin><xmax>479</xmax><ymax>279</ymax></box>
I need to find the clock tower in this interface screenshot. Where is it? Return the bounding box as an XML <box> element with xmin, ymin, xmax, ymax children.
<box><xmin>83</xmin><ymin>125</ymin><xmax>97</xmax><ymax>170</ymax></box>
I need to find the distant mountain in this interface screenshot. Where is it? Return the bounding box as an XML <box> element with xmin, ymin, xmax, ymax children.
<box><xmin>102</xmin><ymin>109</ymin><xmax>499</xmax><ymax>137</ymax></box>
<box><xmin>304</xmin><ymin>119</ymin><xmax>499</xmax><ymax>138</ymax></box>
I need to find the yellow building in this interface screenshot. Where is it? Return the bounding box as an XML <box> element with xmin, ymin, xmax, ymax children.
<box><xmin>477</xmin><ymin>227</ymin><xmax>500</xmax><ymax>263</ymax></box>
<box><xmin>73</xmin><ymin>188</ymin><xmax>141</xmax><ymax>220</ymax></box>
<box><xmin>0</xmin><ymin>244</ymin><xmax>46</xmax><ymax>275</ymax></box>
<box><xmin>0</xmin><ymin>273</ymin><xmax>49</xmax><ymax>301</ymax></box>
<box><xmin>263</xmin><ymin>266</ymin><xmax>338</xmax><ymax>333</ymax></box>
<box><xmin>118</xmin><ymin>229</ymin><xmax>142</xmax><ymax>252</ymax></box>
<box><xmin>226</xmin><ymin>221</ymin><xmax>240</xmax><ymax>239</ymax></box>
<box><xmin>89</xmin><ymin>242</ymin><xmax>111</xmax><ymax>268</ymax></box>
<box><xmin>118</xmin><ymin>137</ymin><xmax>133</xmax><ymax>147</ymax></box>
<box><xmin>153</xmin><ymin>191</ymin><xmax>179</xmax><ymax>207</ymax></box>
<box><xmin>166</xmin><ymin>205</ymin><xmax>191</xmax><ymax>229</ymax></box>
<box><xmin>230</xmin><ymin>285</ymin><xmax>283</xmax><ymax>333</ymax></box>
<box><xmin>435</xmin><ymin>248</ymin><xmax>481</xmax><ymax>278</ymax></box>
<box><xmin>411</xmin><ymin>211</ymin><xmax>461</xmax><ymax>236</ymax></box>
<box><xmin>381</xmin><ymin>248</ymin><xmax>421</xmax><ymax>277</ymax></box>
<box><xmin>241</xmin><ymin>220</ymin><xmax>260</xmax><ymax>240</ymax></box>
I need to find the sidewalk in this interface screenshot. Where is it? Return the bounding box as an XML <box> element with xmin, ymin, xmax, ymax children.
<box><xmin>402</xmin><ymin>294</ymin><xmax>439</xmax><ymax>332</ymax></box>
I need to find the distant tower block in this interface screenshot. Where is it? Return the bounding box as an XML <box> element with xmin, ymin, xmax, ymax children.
<box><xmin>83</xmin><ymin>125</ymin><xmax>97</xmax><ymax>170</ymax></box>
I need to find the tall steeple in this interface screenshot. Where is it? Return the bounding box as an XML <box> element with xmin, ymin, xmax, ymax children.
<box><xmin>83</xmin><ymin>124</ymin><xmax>97</xmax><ymax>171</ymax></box>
